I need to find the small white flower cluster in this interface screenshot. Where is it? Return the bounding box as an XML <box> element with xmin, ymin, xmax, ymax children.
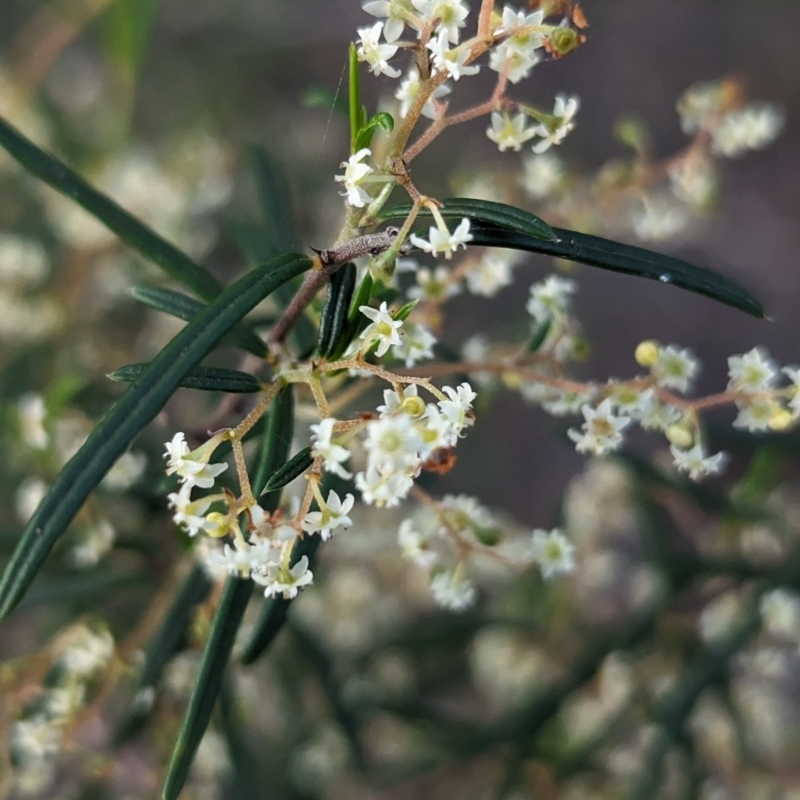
<box><xmin>9</xmin><ymin>624</ymin><xmax>114</xmax><ymax>794</ymax></box>
<box><xmin>398</xmin><ymin>495</ymin><xmax>576</xmax><ymax>611</ymax></box>
<box><xmin>313</xmin><ymin>382</ymin><xmax>476</xmax><ymax>509</ymax></box>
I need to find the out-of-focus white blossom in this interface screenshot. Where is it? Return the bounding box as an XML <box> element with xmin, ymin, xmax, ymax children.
<box><xmin>398</xmin><ymin>518</ymin><xmax>439</xmax><ymax>567</ymax></box>
<box><xmin>631</xmin><ymin>196</ymin><xmax>690</xmax><ymax>241</ymax></box>
<box><xmin>486</xmin><ymin>111</ymin><xmax>537</xmax><ymax>152</ymax></box>
<box><xmin>0</xmin><ymin>234</ymin><xmax>49</xmax><ymax>288</ymax></box>
<box><xmin>408</xmin><ymin>265</ymin><xmax>460</xmax><ymax>302</ymax></box>
<box><xmin>14</xmin><ymin>477</ymin><xmax>48</xmax><ymax>523</ymax></box>
<box><xmin>17</xmin><ymin>393</ymin><xmax>48</xmax><ymax>449</ymax></box>
<box><xmin>102</xmin><ymin>450</ymin><xmax>147</xmax><ymax>490</ymax></box>
<box><xmin>465</xmin><ymin>250</ymin><xmax>518</xmax><ymax>297</ymax></box>
<box><xmin>395</xmin><ymin>66</ymin><xmax>451</xmax><ymax>119</ymax></box>
<box><xmin>393</xmin><ymin>321</ymin><xmax>436</xmax><ymax>366</ymax></box>
<box><xmin>652</xmin><ymin>345</ymin><xmax>700</xmax><ymax>393</ymax></box>
<box><xmin>728</xmin><ymin>348</ymin><xmax>778</xmax><ymax>393</ymax></box>
<box><xmin>760</xmin><ymin>588</ymin><xmax>800</xmax><ymax>641</ymax></box>
<box><xmin>670</xmin><ymin>444</ymin><xmax>727</xmax><ymax>481</ymax></box>
<box><xmin>711</xmin><ymin>104</ymin><xmax>784</xmax><ymax>158</ymax></box>
<box><xmin>530</xmin><ymin>528</ymin><xmax>576</xmax><ymax>579</ymax></box>
<box><xmin>568</xmin><ymin>399</ymin><xmax>631</xmax><ymax>456</ymax></box>
<box><xmin>430</xmin><ymin>568</ymin><xmax>477</xmax><ymax>611</ymax></box>
<box><xmin>531</xmin><ymin>95</ymin><xmax>579</xmax><ymax>153</ymax></box>
<box><xmin>520</xmin><ymin>152</ymin><xmax>564</xmax><ymax>200</ymax></box>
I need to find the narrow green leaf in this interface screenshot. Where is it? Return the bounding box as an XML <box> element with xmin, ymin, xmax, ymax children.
<box><xmin>348</xmin><ymin>43</ymin><xmax>361</xmax><ymax>152</ymax></box>
<box><xmin>0</xmin><ymin>115</ymin><xmax>222</xmax><ymax>300</ymax></box>
<box><xmin>114</xmin><ymin>564</ymin><xmax>212</xmax><ymax>744</ymax></box>
<box><xmin>327</xmin><ymin>272</ymin><xmax>373</xmax><ymax>361</ymax></box>
<box><xmin>382</xmin><ymin>197</ymin><xmax>557</xmax><ymax>243</ymax></box>
<box><xmin>392</xmin><ymin>299</ymin><xmax>418</xmax><ymax>323</ymax></box>
<box><xmin>317</xmin><ymin>264</ymin><xmax>347</xmax><ymax>358</ymax></box>
<box><xmin>353</xmin><ymin>111</ymin><xmax>395</xmax><ymax>152</ymax></box>
<box><xmin>20</xmin><ymin>571</ymin><xmax>148</xmax><ymax>609</ymax></box>
<box><xmin>468</xmin><ymin>224</ymin><xmax>765</xmax><ymax>318</ymax></box>
<box><xmin>103</xmin><ymin>0</ymin><xmax>162</xmax><ymax>78</ymax></box>
<box><xmin>0</xmin><ymin>253</ymin><xmax>311</xmax><ymax>619</ymax></box>
<box><xmin>218</xmin><ymin>676</ymin><xmax>259</xmax><ymax>800</ymax></box>
<box><xmin>239</xmin><ymin>533</ymin><xmax>322</xmax><ymax>667</ymax></box>
<box><xmin>162</xmin><ymin>576</ymin><xmax>252</xmax><ymax>800</ymax></box>
<box><xmin>129</xmin><ymin>285</ymin><xmax>267</xmax><ymax>357</ymax></box>
<box><xmin>251</xmin><ymin>385</ymin><xmax>294</xmax><ymax>502</ymax></box>
<box><xmin>320</xmin><ymin>263</ymin><xmax>357</xmax><ymax>359</ymax></box>
<box><xmin>262</xmin><ymin>447</ymin><xmax>314</xmax><ymax>493</ymax></box>
<box><xmin>527</xmin><ymin>317</ymin><xmax>553</xmax><ymax>353</ymax></box>
<box><xmin>109</xmin><ymin>363</ymin><xmax>263</xmax><ymax>394</ymax></box>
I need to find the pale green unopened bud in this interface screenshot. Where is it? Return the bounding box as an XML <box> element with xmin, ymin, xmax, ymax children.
<box><xmin>666</xmin><ymin>424</ymin><xmax>694</xmax><ymax>449</ymax></box>
<box><xmin>635</xmin><ymin>340</ymin><xmax>660</xmax><ymax>367</ymax></box>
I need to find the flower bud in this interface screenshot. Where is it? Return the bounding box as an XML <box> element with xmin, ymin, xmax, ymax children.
<box><xmin>768</xmin><ymin>408</ymin><xmax>794</xmax><ymax>431</ymax></box>
<box><xmin>665</xmin><ymin>424</ymin><xmax>694</xmax><ymax>449</ymax></box>
<box><xmin>635</xmin><ymin>340</ymin><xmax>660</xmax><ymax>368</ymax></box>
<box><xmin>401</xmin><ymin>395</ymin><xmax>426</xmax><ymax>418</ymax></box>
<box><xmin>547</xmin><ymin>27</ymin><xmax>581</xmax><ymax>57</ymax></box>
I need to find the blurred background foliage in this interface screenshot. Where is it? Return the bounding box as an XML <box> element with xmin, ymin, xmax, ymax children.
<box><xmin>2</xmin><ymin>1</ymin><xmax>800</xmax><ymax>798</ymax></box>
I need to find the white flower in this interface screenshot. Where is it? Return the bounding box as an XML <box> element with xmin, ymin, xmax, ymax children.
<box><xmin>255</xmin><ymin>555</ymin><xmax>314</xmax><ymax>600</ymax></box>
<box><xmin>466</xmin><ymin>250</ymin><xmax>518</xmax><ymax>297</ymax></box>
<box><xmin>653</xmin><ymin>345</ymin><xmax>700</xmax><ymax>393</ymax></box>
<box><xmin>103</xmin><ymin>450</ymin><xmax>147</xmax><ymax>490</ymax></box>
<box><xmin>412</xmin><ymin>0</ymin><xmax>469</xmax><ymax>43</ymax></box>
<box><xmin>728</xmin><ymin>348</ymin><xmax>778</xmax><ymax>393</ymax></box>
<box><xmin>14</xmin><ymin>477</ymin><xmax>48</xmax><ymax>523</ymax></box>
<box><xmin>488</xmin><ymin>44</ymin><xmax>539</xmax><ymax>84</ymax></box>
<box><xmin>430</xmin><ymin>568</ymin><xmax>477</xmax><ymax>611</ymax></box>
<box><xmin>732</xmin><ymin>395</ymin><xmax>777</xmax><ymax>432</ymax></box>
<box><xmin>711</xmin><ymin>104</ymin><xmax>784</xmax><ymax>158</ymax></box>
<box><xmin>0</xmin><ymin>233</ymin><xmax>49</xmax><ymax>288</ymax></box>
<box><xmin>526</xmin><ymin>274</ymin><xmax>576</xmax><ymax>322</ymax></box>
<box><xmin>168</xmin><ymin>485</ymin><xmax>215</xmax><ymax>537</ymax></box>
<box><xmin>668</xmin><ymin>155</ymin><xmax>717</xmax><ymax>207</ymax></box>
<box><xmin>355</xmin><ymin>464</ymin><xmax>414</xmax><ymax>507</ymax></box>
<box><xmin>631</xmin><ymin>196</ymin><xmax>690</xmax><ymax>241</ymax></box>
<box><xmin>362</xmin><ymin>0</ymin><xmax>414</xmax><ymax>42</ymax></box>
<box><xmin>17</xmin><ymin>393</ymin><xmax>48</xmax><ymax>449</ymax></box>
<box><xmin>418</xmin><ymin>403</ymin><xmax>454</xmax><ymax>457</ymax></box>
<box><xmin>494</xmin><ymin>6</ymin><xmax>545</xmax><ymax>46</ymax></box>
<box><xmin>334</xmin><ymin>148</ymin><xmax>373</xmax><ymax>208</ymax></box>
<box><xmin>783</xmin><ymin>366</ymin><xmax>800</xmax><ymax>413</ymax></box>
<box><xmin>395</xmin><ymin>66</ymin><xmax>452</xmax><ymax>118</ymax></box>
<box><xmin>408</xmin><ymin>265</ymin><xmax>461</xmax><ymax>302</ymax></box>
<box><xmin>356</xmin><ymin>22</ymin><xmax>401</xmax><ymax>78</ymax></box>
<box><xmin>440</xmin><ymin>493</ymin><xmax>497</xmax><ymax>533</ymax></box>
<box><xmin>426</xmin><ymin>31</ymin><xmax>480</xmax><ymax>80</ymax></box>
<box><xmin>410</xmin><ymin>218</ymin><xmax>472</xmax><ymax>257</ymax></box>
<box><xmin>310</xmin><ymin>418</ymin><xmax>353</xmax><ymax>479</ymax></box>
<box><xmin>540</xmin><ymin>387</ymin><xmax>595</xmax><ymax>416</ymax></box>
<box><xmin>164</xmin><ymin>432</ymin><xmax>228</xmax><ymax>489</ymax></box>
<box><xmin>530</xmin><ymin>528</ymin><xmax>576</xmax><ymax>579</ymax></box>
<box><xmin>438</xmin><ymin>382</ymin><xmax>476</xmax><ymax>443</ymax></box>
<box><xmin>486</xmin><ymin>112</ymin><xmax>538</xmax><ymax>152</ymax></box>
<box><xmin>377</xmin><ymin>384</ymin><xmax>426</xmax><ymax>418</ymax></box>
<box><xmin>365</xmin><ymin>414</ymin><xmax>423</xmax><ymax>471</ymax></box>
<box><xmin>567</xmin><ymin>399</ymin><xmax>631</xmax><ymax>455</ymax></box>
<box><xmin>760</xmin><ymin>588</ymin><xmax>800</xmax><ymax>640</ymax></box>
<box><xmin>398</xmin><ymin>518</ymin><xmax>439</xmax><ymax>567</ymax></box>
<box><xmin>461</xmin><ymin>334</ymin><xmax>495</xmax><ymax>387</ymax></box>
<box><xmin>531</xmin><ymin>95</ymin><xmax>580</xmax><ymax>153</ymax></box>
<box><xmin>607</xmin><ymin>385</ymin><xmax>656</xmax><ymax>418</ymax></box>
<box><xmin>394</xmin><ymin>322</ymin><xmax>437</xmax><ymax>366</ymax></box>
<box><xmin>677</xmin><ymin>80</ymin><xmax>727</xmax><ymax>134</ymax></box>
<box><xmin>360</xmin><ymin>301</ymin><xmax>404</xmax><ymax>356</ymax></box>
<box><xmin>301</xmin><ymin>490</ymin><xmax>355</xmax><ymax>540</ymax></box>
<box><xmin>670</xmin><ymin>444</ymin><xmax>727</xmax><ymax>481</ymax></box>
<box><xmin>520</xmin><ymin>153</ymin><xmax>564</xmax><ymax>200</ymax></box>
<box><xmin>637</xmin><ymin>398</ymin><xmax>682</xmax><ymax>432</ymax></box>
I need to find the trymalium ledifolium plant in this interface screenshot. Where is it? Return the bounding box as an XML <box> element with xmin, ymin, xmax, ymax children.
<box><xmin>0</xmin><ymin>1</ymin><xmax>792</xmax><ymax>797</ymax></box>
<box><xmin>161</xmin><ymin>0</ymin><xmax>787</xmax><ymax>611</ymax></box>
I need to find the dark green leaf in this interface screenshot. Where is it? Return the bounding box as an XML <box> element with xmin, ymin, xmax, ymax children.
<box><xmin>327</xmin><ymin>272</ymin><xmax>373</xmax><ymax>361</ymax></box>
<box><xmin>20</xmin><ymin>570</ymin><xmax>148</xmax><ymax>609</ymax></box>
<box><xmin>0</xmin><ymin>115</ymin><xmax>221</xmax><ymax>300</ymax></box>
<box><xmin>162</xmin><ymin>577</ymin><xmax>252</xmax><ymax>800</ymax></box>
<box><xmin>381</xmin><ymin>197</ymin><xmax>557</xmax><ymax>243</ymax></box>
<box><xmin>0</xmin><ymin>253</ymin><xmax>310</xmax><ymax>619</ymax></box>
<box><xmin>317</xmin><ymin>264</ymin><xmax>346</xmax><ymax>357</ymax></box>
<box><xmin>218</xmin><ymin>676</ymin><xmax>259</xmax><ymax>800</ymax></box>
<box><xmin>320</xmin><ymin>262</ymin><xmax>357</xmax><ymax>359</ymax></box>
<box><xmin>527</xmin><ymin>317</ymin><xmax>553</xmax><ymax>354</ymax></box>
<box><xmin>115</xmin><ymin>565</ymin><xmax>212</xmax><ymax>744</ymax></box>
<box><xmin>109</xmin><ymin>363</ymin><xmax>263</xmax><ymax>394</ymax></box>
<box><xmin>129</xmin><ymin>285</ymin><xmax>267</xmax><ymax>357</ymax></box>
<box><xmin>251</xmin><ymin>385</ymin><xmax>294</xmax><ymax>502</ymax></box>
<box><xmin>262</xmin><ymin>447</ymin><xmax>314</xmax><ymax>493</ymax></box>
<box><xmin>468</xmin><ymin>224</ymin><xmax>765</xmax><ymax>318</ymax></box>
